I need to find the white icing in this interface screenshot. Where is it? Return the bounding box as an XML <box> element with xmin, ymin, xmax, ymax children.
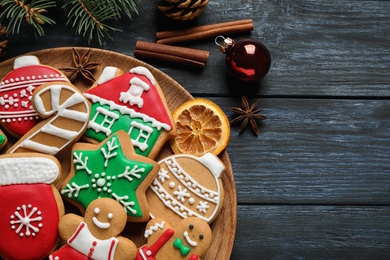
<box><xmin>198</xmin><ymin>153</ymin><xmax>225</xmax><ymax>178</ymax></box>
<box><xmin>129</xmin><ymin>66</ymin><xmax>156</xmax><ymax>86</ymax></box>
<box><xmin>98</xmin><ymin>66</ymin><xmax>118</xmax><ymax>85</ymax></box>
<box><xmin>85</xmin><ymin>93</ymin><xmax>171</xmax><ymax>131</ymax></box>
<box><xmin>13</xmin><ymin>55</ymin><xmax>40</xmax><ymax>69</ymax></box>
<box><xmin>144</xmin><ymin>221</ymin><xmax>165</xmax><ymax>238</ymax></box>
<box><xmin>8</xmin><ymin>83</ymin><xmax>90</xmax><ymax>155</ymax></box>
<box><xmin>184</xmin><ymin>231</ymin><xmax>197</xmax><ymax>247</ymax></box>
<box><xmin>128</xmin><ymin>121</ymin><xmax>153</xmax><ymax>151</ymax></box>
<box><xmin>0</xmin><ymin>157</ymin><xmax>59</xmax><ymax>185</ymax></box>
<box><xmin>68</xmin><ymin>222</ymin><xmax>119</xmax><ymax>260</ymax></box>
<box><xmin>10</xmin><ymin>204</ymin><xmax>43</xmax><ymax>237</ymax></box>
<box><xmin>119</xmin><ymin>77</ymin><xmax>150</xmax><ymax>108</ymax></box>
<box><xmin>92</xmin><ymin>216</ymin><xmax>111</xmax><ymax>229</ymax></box>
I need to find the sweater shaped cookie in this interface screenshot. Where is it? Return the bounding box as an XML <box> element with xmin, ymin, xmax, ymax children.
<box><xmin>83</xmin><ymin>66</ymin><xmax>176</xmax><ymax>159</ymax></box>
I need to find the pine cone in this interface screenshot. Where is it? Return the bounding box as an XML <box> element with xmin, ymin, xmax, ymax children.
<box><xmin>158</xmin><ymin>0</ymin><xmax>208</xmax><ymax>21</ymax></box>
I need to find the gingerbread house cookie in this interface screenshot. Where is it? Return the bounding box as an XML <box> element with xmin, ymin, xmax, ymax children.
<box><xmin>0</xmin><ymin>55</ymin><xmax>69</xmax><ymax>137</ymax></box>
<box><xmin>0</xmin><ymin>153</ymin><xmax>64</xmax><ymax>260</ymax></box>
<box><xmin>147</xmin><ymin>153</ymin><xmax>225</xmax><ymax>224</ymax></box>
<box><xmin>61</xmin><ymin>130</ymin><xmax>159</xmax><ymax>222</ymax></box>
<box><xmin>83</xmin><ymin>66</ymin><xmax>176</xmax><ymax>159</ymax></box>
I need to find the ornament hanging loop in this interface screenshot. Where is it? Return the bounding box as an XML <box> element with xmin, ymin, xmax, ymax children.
<box><xmin>215</xmin><ymin>35</ymin><xmax>235</xmax><ymax>54</ymax></box>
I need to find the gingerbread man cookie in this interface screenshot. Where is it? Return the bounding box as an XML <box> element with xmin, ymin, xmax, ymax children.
<box><xmin>147</xmin><ymin>153</ymin><xmax>225</xmax><ymax>224</ymax></box>
<box><xmin>0</xmin><ymin>153</ymin><xmax>64</xmax><ymax>260</ymax></box>
<box><xmin>61</xmin><ymin>130</ymin><xmax>159</xmax><ymax>222</ymax></box>
<box><xmin>83</xmin><ymin>65</ymin><xmax>176</xmax><ymax>159</ymax></box>
<box><xmin>0</xmin><ymin>55</ymin><xmax>69</xmax><ymax>137</ymax></box>
<box><xmin>137</xmin><ymin>217</ymin><xmax>212</xmax><ymax>260</ymax></box>
<box><xmin>50</xmin><ymin>198</ymin><xmax>137</xmax><ymax>260</ymax></box>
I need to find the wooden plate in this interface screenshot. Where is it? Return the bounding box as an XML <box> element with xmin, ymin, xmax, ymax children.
<box><xmin>0</xmin><ymin>48</ymin><xmax>237</xmax><ymax>259</ymax></box>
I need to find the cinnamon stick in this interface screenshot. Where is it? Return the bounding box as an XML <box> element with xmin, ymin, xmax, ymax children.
<box><xmin>134</xmin><ymin>41</ymin><xmax>209</xmax><ymax>68</ymax></box>
<box><xmin>156</xmin><ymin>19</ymin><xmax>254</xmax><ymax>45</ymax></box>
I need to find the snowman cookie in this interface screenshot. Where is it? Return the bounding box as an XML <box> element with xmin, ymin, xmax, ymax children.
<box><xmin>83</xmin><ymin>66</ymin><xmax>176</xmax><ymax>159</ymax></box>
<box><xmin>146</xmin><ymin>153</ymin><xmax>225</xmax><ymax>223</ymax></box>
<box><xmin>50</xmin><ymin>198</ymin><xmax>137</xmax><ymax>260</ymax></box>
<box><xmin>137</xmin><ymin>217</ymin><xmax>212</xmax><ymax>260</ymax></box>
<box><xmin>0</xmin><ymin>55</ymin><xmax>69</xmax><ymax>137</ymax></box>
<box><xmin>0</xmin><ymin>153</ymin><xmax>64</xmax><ymax>260</ymax></box>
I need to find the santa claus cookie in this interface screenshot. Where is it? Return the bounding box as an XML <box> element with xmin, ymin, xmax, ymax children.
<box><xmin>146</xmin><ymin>153</ymin><xmax>225</xmax><ymax>224</ymax></box>
<box><xmin>0</xmin><ymin>153</ymin><xmax>64</xmax><ymax>260</ymax></box>
<box><xmin>137</xmin><ymin>217</ymin><xmax>212</xmax><ymax>260</ymax></box>
<box><xmin>83</xmin><ymin>65</ymin><xmax>176</xmax><ymax>159</ymax></box>
<box><xmin>0</xmin><ymin>55</ymin><xmax>69</xmax><ymax>137</ymax></box>
<box><xmin>50</xmin><ymin>198</ymin><xmax>137</xmax><ymax>260</ymax></box>
<box><xmin>7</xmin><ymin>81</ymin><xmax>91</xmax><ymax>156</ymax></box>
<box><xmin>61</xmin><ymin>130</ymin><xmax>159</xmax><ymax>222</ymax></box>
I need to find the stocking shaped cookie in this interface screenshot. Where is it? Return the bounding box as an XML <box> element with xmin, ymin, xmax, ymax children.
<box><xmin>147</xmin><ymin>153</ymin><xmax>225</xmax><ymax>223</ymax></box>
<box><xmin>0</xmin><ymin>153</ymin><xmax>64</xmax><ymax>260</ymax></box>
<box><xmin>61</xmin><ymin>130</ymin><xmax>159</xmax><ymax>222</ymax></box>
<box><xmin>50</xmin><ymin>198</ymin><xmax>137</xmax><ymax>260</ymax></box>
<box><xmin>137</xmin><ymin>217</ymin><xmax>212</xmax><ymax>260</ymax></box>
<box><xmin>83</xmin><ymin>66</ymin><xmax>176</xmax><ymax>159</ymax></box>
<box><xmin>0</xmin><ymin>55</ymin><xmax>69</xmax><ymax>137</ymax></box>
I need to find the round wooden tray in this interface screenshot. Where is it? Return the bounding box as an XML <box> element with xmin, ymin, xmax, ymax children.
<box><xmin>0</xmin><ymin>48</ymin><xmax>237</xmax><ymax>259</ymax></box>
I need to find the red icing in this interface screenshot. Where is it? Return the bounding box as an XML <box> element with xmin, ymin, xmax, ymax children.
<box><xmin>0</xmin><ymin>65</ymin><xmax>68</xmax><ymax>136</ymax></box>
<box><xmin>136</xmin><ymin>229</ymin><xmax>175</xmax><ymax>260</ymax></box>
<box><xmin>49</xmin><ymin>244</ymin><xmax>88</xmax><ymax>260</ymax></box>
<box><xmin>85</xmin><ymin>72</ymin><xmax>173</xmax><ymax>129</ymax></box>
<box><xmin>0</xmin><ymin>183</ymin><xmax>60</xmax><ymax>260</ymax></box>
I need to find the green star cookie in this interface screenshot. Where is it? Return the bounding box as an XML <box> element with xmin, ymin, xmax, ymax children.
<box><xmin>61</xmin><ymin>130</ymin><xmax>159</xmax><ymax>222</ymax></box>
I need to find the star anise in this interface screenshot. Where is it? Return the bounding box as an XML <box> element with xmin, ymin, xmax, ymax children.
<box><xmin>230</xmin><ymin>96</ymin><xmax>267</xmax><ymax>135</ymax></box>
<box><xmin>60</xmin><ymin>48</ymin><xmax>100</xmax><ymax>82</ymax></box>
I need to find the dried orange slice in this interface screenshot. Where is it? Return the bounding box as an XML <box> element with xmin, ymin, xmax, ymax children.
<box><xmin>170</xmin><ymin>98</ymin><xmax>230</xmax><ymax>156</ymax></box>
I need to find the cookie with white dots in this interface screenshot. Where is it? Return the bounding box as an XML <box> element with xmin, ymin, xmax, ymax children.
<box><xmin>50</xmin><ymin>198</ymin><xmax>137</xmax><ymax>260</ymax></box>
<box><xmin>137</xmin><ymin>217</ymin><xmax>212</xmax><ymax>260</ymax></box>
<box><xmin>0</xmin><ymin>55</ymin><xmax>69</xmax><ymax>137</ymax></box>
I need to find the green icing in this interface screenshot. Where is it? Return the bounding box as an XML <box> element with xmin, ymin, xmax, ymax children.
<box><xmin>0</xmin><ymin>134</ymin><xmax>5</xmax><ymax>146</ymax></box>
<box><xmin>85</xmin><ymin>103</ymin><xmax>162</xmax><ymax>157</ymax></box>
<box><xmin>61</xmin><ymin>133</ymin><xmax>154</xmax><ymax>218</ymax></box>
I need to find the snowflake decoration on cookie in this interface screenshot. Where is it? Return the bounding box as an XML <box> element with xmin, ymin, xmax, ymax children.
<box><xmin>10</xmin><ymin>204</ymin><xmax>43</xmax><ymax>237</ymax></box>
<box><xmin>61</xmin><ymin>132</ymin><xmax>155</xmax><ymax>218</ymax></box>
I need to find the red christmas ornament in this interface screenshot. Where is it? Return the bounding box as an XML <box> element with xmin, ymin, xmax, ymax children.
<box><xmin>216</xmin><ymin>36</ymin><xmax>271</xmax><ymax>82</ymax></box>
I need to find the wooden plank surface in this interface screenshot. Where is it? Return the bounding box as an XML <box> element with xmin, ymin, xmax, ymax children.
<box><xmin>0</xmin><ymin>0</ymin><xmax>389</xmax><ymax>259</ymax></box>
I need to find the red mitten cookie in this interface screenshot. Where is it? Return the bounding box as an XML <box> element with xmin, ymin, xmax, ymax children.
<box><xmin>50</xmin><ymin>198</ymin><xmax>137</xmax><ymax>260</ymax></box>
<box><xmin>83</xmin><ymin>66</ymin><xmax>176</xmax><ymax>159</ymax></box>
<box><xmin>0</xmin><ymin>55</ymin><xmax>69</xmax><ymax>137</ymax></box>
<box><xmin>147</xmin><ymin>153</ymin><xmax>225</xmax><ymax>223</ymax></box>
<box><xmin>137</xmin><ymin>217</ymin><xmax>212</xmax><ymax>260</ymax></box>
<box><xmin>0</xmin><ymin>153</ymin><xmax>64</xmax><ymax>260</ymax></box>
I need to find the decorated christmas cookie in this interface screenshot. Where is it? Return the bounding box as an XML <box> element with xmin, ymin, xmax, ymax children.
<box><xmin>137</xmin><ymin>217</ymin><xmax>212</xmax><ymax>260</ymax></box>
<box><xmin>0</xmin><ymin>153</ymin><xmax>64</xmax><ymax>260</ymax></box>
<box><xmin>0</xmin><ymin>55</ymin><xmax>69</xmax><ymax>137</ymax></box>
<box><xmin>146</xmin><ymin>153</ymin><xmax>225</xmax><ymax>224</ymax></box>
<box><xmin>50</xmin><ymin>198</ymin><xmax>137</xmax><ymax>260</ymax></box>
<box><xmin>7</xmin><ymin>81</ymin><xmax>90</xmax><ymax>156</ymax></box>
<box><xmin>61</xmin><ymin>130</ymin><xmax>159</xmax><ymax>222</ymax></box>
<box><xmin>83</xmin><ymin>65</ymin><xmax>176</xmax><ymax>159</ymax></box>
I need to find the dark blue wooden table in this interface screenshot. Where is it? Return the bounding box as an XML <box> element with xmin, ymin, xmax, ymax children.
<box><xmin>1</xmin><ymin>1</ymin><xmax>390</xmax><ymax>259</ymax></box>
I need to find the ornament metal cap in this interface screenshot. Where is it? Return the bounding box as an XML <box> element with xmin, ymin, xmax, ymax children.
<box><xmin>215</xmin><ymin>36</ymin><xmax>235</xmax><ymax>54</ymax></box>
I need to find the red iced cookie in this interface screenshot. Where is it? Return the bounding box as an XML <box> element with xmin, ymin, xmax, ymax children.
<box><xmin>0</xmin><ymin>55</ymin><xmax>69</xmax><ymax>137</ymax></box>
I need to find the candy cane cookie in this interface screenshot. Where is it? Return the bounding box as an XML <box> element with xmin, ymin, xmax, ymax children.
<box><xmin>7</xmin><ymin>82</ymin><xmax>90</xmax><ymax>156</ymax></box>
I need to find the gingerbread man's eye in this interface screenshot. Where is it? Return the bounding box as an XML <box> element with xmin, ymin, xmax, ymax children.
<box><xmin>199</xmin><ymin>234</ymin><xmax>204</xmax><ymax>240</ymax></box>
<box><xmin>189</xmin><ymin>224</ymin><xmax>194</xmax><ymax>230</ymax></box>
<box><xmin>94</xmin><ymin>207</ymin><xmax>100</xmax><ymax>214</ymax></box>
<box><xmin>108</xmin><ymin>213</ymin><xmax>113</xmax><ymax>219</ymax></box>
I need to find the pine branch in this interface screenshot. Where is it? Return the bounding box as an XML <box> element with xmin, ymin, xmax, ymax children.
<box><xmin>64</xmin><ymin>0</ymin><xmax>141</xmax><ymax>45</ymax></box>
<box><xmin>0</xmin><ymin>0</ymin><xmax>56</xmax><ymax>37</ymax></box>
